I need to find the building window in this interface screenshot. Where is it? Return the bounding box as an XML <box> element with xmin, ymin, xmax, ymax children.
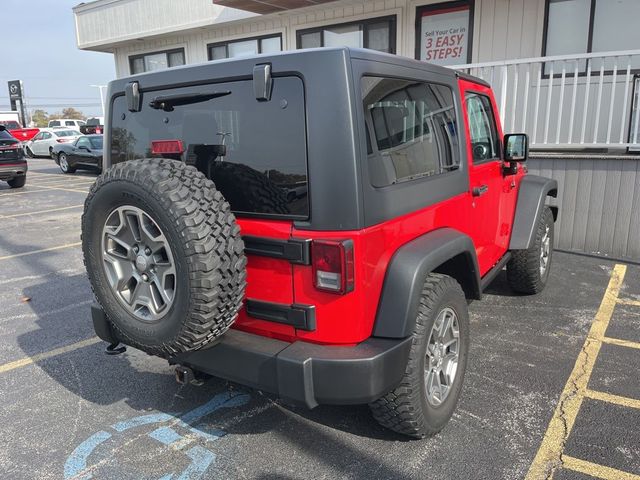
<box><xmin>208</xmin><ymin>34</ymin><xmax>282</xmax><ymax>61</ymax></box>
<box><xmin>297</xmin><ymin>16</ymin><xmax>396</xmax><ymax>54</ymax></box>
<box><xmin>361</xmin><ymin>76</ymin><xmax>460</xmax><ymax>187</ymax></box>
<box><xmin>415</xmin><ymin>1</ymin><xmax>474</xmax><ymax>66</ymax></box>
<box><xmin>544</xmin><ymin>0</ymin><xmax>640</xmax><ymax>68</ymax></box>
<box><xmin>129</xmin><ymin>49</ymin><xmax>185</xmax><ymax>74</ymax></box>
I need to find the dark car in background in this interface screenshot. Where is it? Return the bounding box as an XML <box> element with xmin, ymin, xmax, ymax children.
<box><xmin>53</xmin><ymin>134</ymin><xmax>103</xmax><ymax>174</ymax></box>
<box><xmin>80</xmin><ymin>117</ymin><xmax>104</xmax><ymax>135</ymax></box>
<box><xmin>0</xmin><ymin>126</ymin><xmax>27</xmax><ymax>188</ymax></box>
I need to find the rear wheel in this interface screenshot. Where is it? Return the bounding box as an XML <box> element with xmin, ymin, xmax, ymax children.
<box><xmin>25</xmin><ymin>146</ymin><xmax>34</xmax><ymax>158</ymax></box>
<box><xmin>82</xmin><ymin>159</ymin><xmax>247</xmax><ymax>357</ymax></box>
<box><xmin>7</xmin><ymin>175</ymin><xmax>26</xmax><ymax>188</ymax></box>
<box><xmin>49</xmin><ymin>147</ymin><xmax>55</xmax><ymax>159</ymax></box>
<box><xmin>370</xmin><ymin>273</ymin><xmax>469</xmax><ymax>438</ymax></box>
<box><xmin>58</xmin><ymin>153</ymin><xmax>76</xmax><ymax>174</ymax></box>
<box><xmin>507</xmin><ymin>206</ymin><xmax>554</xmax><ymax>294</ymax></box>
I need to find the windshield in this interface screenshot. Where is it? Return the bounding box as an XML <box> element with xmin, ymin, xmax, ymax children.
<box><xmin>55</xmin><ymin>130</ymin><xmax>79</xmax><ymax>137</ymax></box>
<box><xmin>0</xmin><ymin>121</ymin><xmax>21</xmax><ymax>129</ymax></box>
<box><xmin>89</xmin><ymin>137</ymin><xmax>103</xmax><ymax>149</ymax></box>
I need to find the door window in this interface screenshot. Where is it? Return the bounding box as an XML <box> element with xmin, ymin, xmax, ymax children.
<box><xmin>465</xmin><ymin>93</ymin><xmax>500</xmax><ymax>162</ymax></box>
<box><xmin>42</xmin><ymin>132</ymin><xmax>52</xmax><ymax>140</ymax></box>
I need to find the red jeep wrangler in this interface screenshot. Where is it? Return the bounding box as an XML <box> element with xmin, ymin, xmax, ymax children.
<box><xmin>84</xmin><ymin>48</ymin><xmax>557</xmax><ymax>438</ymax></box>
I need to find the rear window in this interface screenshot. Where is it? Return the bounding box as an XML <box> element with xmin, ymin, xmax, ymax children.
<box><xmin>0</xmin><ymin>128</ymin><xmax>16</xmax><ymax>140</ymax></box>
<box><xmin>55</xmin><ymin>130</ymin><xmax>79</xmax><ymax>137</ymax></box>
<box><xmin>87</xmin><ymin>118</ymin><xmax>102</xmax><ymax>126</ymax></box>
<box><xmin>49</xmin><ymin>120</ymin><xmax>61</xmax><ymax>127</ymax></box>
<box><xmin>110</xmin><ymin>76</ymin><xmax>308</xmax><ymax>219</ymax></box>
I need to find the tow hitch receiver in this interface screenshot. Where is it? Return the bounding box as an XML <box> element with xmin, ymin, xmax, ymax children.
<box><xmin>175</xmin><ymin>365</ymin><xmax>204</xmax><ymax>386</ymax></box>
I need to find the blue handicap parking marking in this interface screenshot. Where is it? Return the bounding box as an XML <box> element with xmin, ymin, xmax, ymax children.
<box><xmin>64</xmin><ymin>391</ymin><xmax>251</xmax><ymax>480</ymax></box>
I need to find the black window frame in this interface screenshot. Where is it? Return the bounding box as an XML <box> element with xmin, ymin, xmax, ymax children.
<box><xmin>296</xmin><ymin>15</ymin><xmax>397</xmax><ymax>54</ymax></box>
<box><xmin>464</xmin><ymin>91</ymin><xmax>502</xmax><ymax>164</ymax></box>
<box><xmin>542</xmin><ymin>0</ymin><xmax>640</xmax><ymax>76</ymax></box>
<box><xmin>129</xmin><ymin>48</ymin><xmax>186</xmax><ymax>75</ymax></box>
<box><xmin>207</xmin><ymin>34</ymin><xmax>283</xmax><ymax>61</ymax></box>
<box><xmin>415</xmin><ymin>0</ymin><xmax>475</xmax><ymax>64</ymax></box>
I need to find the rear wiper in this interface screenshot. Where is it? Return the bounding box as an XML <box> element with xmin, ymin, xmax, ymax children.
<box><xmin>149</xmin><ymin>91</ymin><xmax>231</xmax><ymax>111</ymax></box>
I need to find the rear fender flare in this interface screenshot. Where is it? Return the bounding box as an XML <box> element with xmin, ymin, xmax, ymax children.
<box><xmin>509</xmin><ymin>175</ymin><xmax>558</xmax><ymax>250</ymax></box>
<box><xmin>373</xmin><ymin>228</ymin><xmax>480</xmax><ymax>339</ymax></box>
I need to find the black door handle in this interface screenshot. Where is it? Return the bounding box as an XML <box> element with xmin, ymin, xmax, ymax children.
<box><xmin>472</xmin><ymin>185</ymin><xmax>489</xmax><ymax>197</ymax></box>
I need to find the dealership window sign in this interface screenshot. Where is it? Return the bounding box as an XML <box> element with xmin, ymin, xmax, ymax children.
<box><xmin>417</xmin><ymin>2</ymin><xmax>472</xmax><ymax>66</ymax></box>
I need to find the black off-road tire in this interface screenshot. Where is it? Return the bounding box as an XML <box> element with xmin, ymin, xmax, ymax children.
<box><xmin>369</xmin><ymin>274</ymin><xmax>469</xmax><ymax>438</ymax></box>
<box><xmin>82</xmin><ymin>159</ymin><xmax>246</xmax><ymax>357</ymax></box>
<box><xmin>209</xmin><ymin>162</ymin><xmax>290</xmax><ymax>215</ymax></box>
<box><xmin>507</xmin><ymin>206</ymin><xmax>554</xmax><ymax>294</ymax></box>
<box><xmin>7</xmin><ymin>175</ymin><xmax>26</xmax><ymax>188</ymax></box>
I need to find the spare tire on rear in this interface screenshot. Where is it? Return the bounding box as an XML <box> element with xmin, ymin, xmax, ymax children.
<box><xmin>82</xmin><ymin>158</ymin><xmax>246</xmax><ymax>357</ymax></box>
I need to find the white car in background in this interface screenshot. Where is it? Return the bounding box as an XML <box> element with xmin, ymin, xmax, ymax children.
<box><xmin>48</xmin><ymin>119</ymin><xmax>86</xmax><ymax>129</ymax></box>
<box><xmin>25</xmin><ymin>129</ymin><xmax>82</xmax><ymax>158</ymax></box>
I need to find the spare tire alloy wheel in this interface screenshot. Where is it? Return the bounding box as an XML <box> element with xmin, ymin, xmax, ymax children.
<box><xmin>83</xmin><ymin>159</ymin><xmax>246</xmax><ymax>357</ymax></box>
<box><xmin>102</xmin><ymin>206</ymin><xmax>176</xmax><ymax>322</ymax></box>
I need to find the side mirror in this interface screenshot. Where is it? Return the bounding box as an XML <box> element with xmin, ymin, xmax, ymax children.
<box><xmin>504</xmin><ymin>133</ymin><xmax>528</xmax><ymax>162</ymax></box>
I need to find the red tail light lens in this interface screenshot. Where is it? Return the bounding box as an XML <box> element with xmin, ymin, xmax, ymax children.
<box><xmin>151</xmin><ymin>140</ymin><xmax>184</xmax><ymax>155</ymax></box>
<box><xmin>56</xmin><ymin>138</ymin><xmax>69</xmax><ymax>143</ymax></box>
<box><xmin>311</xmin><ymin>240</ymin><xmax>354</xmax><ymax>294</ymax></box>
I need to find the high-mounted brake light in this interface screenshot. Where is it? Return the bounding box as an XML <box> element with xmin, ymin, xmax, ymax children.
<box><xmin>151</xmin><ymin>139</ymin><xmax>184</xmax><ymax>155</ymax></box>
<box><xmin>311</xmin><ymin>239</ymin><xmax>354</xmax><ymax>294</ymax></box>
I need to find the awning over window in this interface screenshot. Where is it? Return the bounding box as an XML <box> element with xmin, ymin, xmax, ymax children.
<box><xmin>213</xmin><ymin>0</ymin><xmax>338</xmax><ymax>15</ymax></box>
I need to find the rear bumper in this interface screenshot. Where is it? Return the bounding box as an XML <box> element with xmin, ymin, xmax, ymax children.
<box><xmin>0</xmin><ymin>162</ymin><xmax>27</xmax><ymax>180</ymax></box>
<box><xmin>91</xmin><ymin>304</ymin><xmax>411</xmax><ymax>408</ymax></box>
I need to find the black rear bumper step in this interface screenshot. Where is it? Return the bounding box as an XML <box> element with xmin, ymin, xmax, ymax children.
<box><xmin>91</xmin><ymin>303</ymin><xmax>411</xmax><ymax>408</ymax></box>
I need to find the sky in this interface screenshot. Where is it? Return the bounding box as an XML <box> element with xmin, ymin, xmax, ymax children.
<box><xmin>1</xmin><ymin>0</ymin><xmax>116</xmax><ymax>118</ymax></box>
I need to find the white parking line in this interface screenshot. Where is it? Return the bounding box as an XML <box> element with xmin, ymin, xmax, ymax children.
<box><xmin>0</xmin><ymin>242</ymin><xmax>82</xmax><ymax>262</ymax></box>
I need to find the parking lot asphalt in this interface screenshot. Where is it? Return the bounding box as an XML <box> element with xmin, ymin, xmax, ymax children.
<box><xmin>1</xmin><ymin>158</ymin><xmax>639</xmax><ymax>480</ymax></box>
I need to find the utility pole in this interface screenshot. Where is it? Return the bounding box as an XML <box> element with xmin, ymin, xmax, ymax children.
<box><xmin>90</xmin><ymin>84</ymin><xmax>107</xmax><ymax>118</ymax></box>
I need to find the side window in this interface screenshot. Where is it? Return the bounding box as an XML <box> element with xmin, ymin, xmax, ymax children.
<box><xmin>33</xmin><ymin>133</ymin><xmax>42</xmax><ymax>141</ymax></box>
<box><xmin>362</xmin><ymin>76</ymin><xmax>460</xmax><ymax>187</ymax></box>
<box><xmin>465</xmin><ymin>93</ymin><xmax>500</xmax><ymax>162</ymax></box>
<box><xmin>77</xmin><ymin>138</ymin><xmax>90</xmax><ymax>148</ymax></box>
<box><xmin>65</xmin><ymin>121</ymin><xmax>75</xmax><ymax>126</ymax></box>
<box><xmin>42</xmin><ymin>132</ymin><xmax>52</xmax><ymax>140</ymax></box>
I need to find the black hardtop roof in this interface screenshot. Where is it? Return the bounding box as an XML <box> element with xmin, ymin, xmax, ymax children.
<box><xmin>108</xmin><ymin>47</ymin><xmax>488</xmax><ymax>93</ymax></box>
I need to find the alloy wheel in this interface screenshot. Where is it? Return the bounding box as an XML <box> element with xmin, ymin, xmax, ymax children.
<box><xmin>425</xmin><ymin>307</ymin><xmax>460</xmax><ymax>407</ymax></box>
<box><xmin>101</xmin><ymin>205</ymin><xmax>176</xmax><ymax>322</ymax></box>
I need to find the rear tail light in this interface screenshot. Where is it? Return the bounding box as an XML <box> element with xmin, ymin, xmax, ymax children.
<box><xmin>311</xmin><ymin>240</ymin><xmax>354</xmax><ymax>294</ymax></box>
<box><xmin>151</xmin><ymin>140</ymin><xmax>184</xmax><ymax>155</ymax></box>
<box><xmin>56</xmin><ymin>138</ymin><xmax>71</xmax><ymax>143</ymax></box>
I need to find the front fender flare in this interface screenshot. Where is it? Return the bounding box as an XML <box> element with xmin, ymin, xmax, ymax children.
<box><xmin>509</xmin><ymin>175</ymin><xmax>558</xmax><ymax>250</ymax></box>
<box><xmin>373</xmin><ymin>228</ymin><xmax>480</xmax><ymax>339</ymax></box>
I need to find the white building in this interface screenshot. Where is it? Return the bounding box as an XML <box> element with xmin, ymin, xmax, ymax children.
<box><xmin>74</xmin><ymin>0</ymin><xmax>640</xmax><ymax>151</ymax></box>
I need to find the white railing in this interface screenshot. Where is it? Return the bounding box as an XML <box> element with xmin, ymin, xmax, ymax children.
<box><xmin>452</xmin><ymin>50</ymin><xmax>640</xmax><ymax>150</ymax></box>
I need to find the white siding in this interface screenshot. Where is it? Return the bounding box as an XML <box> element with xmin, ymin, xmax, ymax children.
<box><xmin>75</xmin><ymin>0</ymin><xmax>548</xmax><ymax>78</ymax></box>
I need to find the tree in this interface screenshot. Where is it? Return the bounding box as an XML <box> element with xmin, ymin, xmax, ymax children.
<box><xmin>61</xmin><ymin>107</ymin><xmax>86</xmax><ymax>120</ymax></box>
<box><xmin>31</xmin><ymin>110</ymin><xmax>49</xmax><ymax>128</ymax></box>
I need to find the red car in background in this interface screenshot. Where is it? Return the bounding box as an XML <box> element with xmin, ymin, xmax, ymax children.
<box><xmin>0</xmin><ymin>119</ymin><xmax>40</xmax><ymax>142</ymax></box>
